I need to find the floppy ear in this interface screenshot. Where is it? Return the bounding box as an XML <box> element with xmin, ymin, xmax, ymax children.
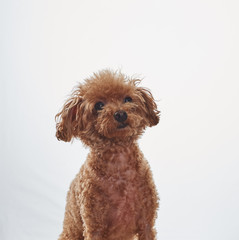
<box><xmin>55</xmin><ymin>93</ymin><xmax>83</xmax><ymax>142</ymax></box>
<box><xmin>136</xmin><ymin>87</ymin><xmax>160</xmax><ymax>127</ymax></box>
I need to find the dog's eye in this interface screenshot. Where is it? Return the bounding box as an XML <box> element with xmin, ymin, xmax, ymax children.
<box><xmin>124</xmin><ymin>97</ymin><xmax>132</xmax><ymax>103</ymax></box>
<box><xmin>94</xmin><ymin>102</ymin><xmax>104</xmax><ymax>111</ymax></box>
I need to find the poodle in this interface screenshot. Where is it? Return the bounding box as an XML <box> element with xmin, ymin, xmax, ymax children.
<box><xmin>55</xmin><ymin>70</ymin><xmax>160</xmax><ymax>240</ymax></box>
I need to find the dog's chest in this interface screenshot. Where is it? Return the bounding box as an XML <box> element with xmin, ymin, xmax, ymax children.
<box><xmin>101</xmin><ymin>151</ymin><xmax>139</xmax><ymax>226</ymax></box>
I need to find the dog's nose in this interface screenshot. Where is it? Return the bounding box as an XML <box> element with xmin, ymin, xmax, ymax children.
<box><xmin>114</xmin><ymin>110</ymin><xmax>127</xmax><ymax>122</ymax></box>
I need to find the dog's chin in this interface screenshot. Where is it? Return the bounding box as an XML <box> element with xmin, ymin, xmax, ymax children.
<box><xmin>117</xmin><ymin>123</ymin><xmax>128</xmax><ymax>129</ymax></box>
<box><xmin>98</xmin><ymin>124</ymin><xmax>134</xmax><ymax>139</ymax></box>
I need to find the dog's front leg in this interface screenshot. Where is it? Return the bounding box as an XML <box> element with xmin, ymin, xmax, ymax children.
<box><xmin>58</xmin><ymin>179</ymin><xmax>84</xmax><ymax>240</ymax></box>
<box><xmin>136</xmin><ymin>165</ymin><xmax>159</xmax><ymax>240</ymax></box>
<box><xmin>81</xmin><ymin>185</ymin><xmax>110</xmax><ymax>240</ymax></box>
<box><xmin>138</xmin><ymin>223</ymin><xmax>156</xmax><ymax>240</ymax></box>
<box><xmin>58</xmin><ymin>209</ymin><xmax>84</xmax><ymax>240</ymax></box>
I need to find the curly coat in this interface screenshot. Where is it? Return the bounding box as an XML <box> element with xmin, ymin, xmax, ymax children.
<box><xmin>55</xmin><ymin>70</ymin><xmax>160</xmax><ymax>240</ymax></box>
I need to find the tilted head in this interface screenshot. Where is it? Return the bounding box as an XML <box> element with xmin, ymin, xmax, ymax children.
<box><xmin>55</xmin><ymin>70</ymin><xmax>160</xmax><ymax>146</ymax></box>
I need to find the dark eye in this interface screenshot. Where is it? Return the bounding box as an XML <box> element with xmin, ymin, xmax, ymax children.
<box><xmin>94</xmin><ymin>101</ymin><xmax>104</xmax><ymax>111</ymax></box>
<box><xmin>124</xmin><ymin>96</ymin><xmax>132</xmax><ymax>103</ymax></box>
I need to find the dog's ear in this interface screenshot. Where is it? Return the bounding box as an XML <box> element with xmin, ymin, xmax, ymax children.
<box><xmin>55</xmin><ymin>91</ymin><xmax>84</xmax><ymax>142</ymax></box>
<box><xmin>136</xmin><ymin>87</ymin><xmax>160</xmax><ymax>127</ymax></box>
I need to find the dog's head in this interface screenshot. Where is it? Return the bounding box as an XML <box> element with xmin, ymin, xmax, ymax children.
<box><xmin>55</xmin><ymin>70</ymin><xmax>159</xmax><ymax>145</ymax></box>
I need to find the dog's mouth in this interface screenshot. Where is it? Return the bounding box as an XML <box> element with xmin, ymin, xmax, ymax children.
<box><xmin>117</xmin><ymin>123</ymin><xmax>128</xmax><ymax>129</ymax></box>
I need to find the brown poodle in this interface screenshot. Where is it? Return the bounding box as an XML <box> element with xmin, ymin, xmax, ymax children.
<box><xmin>55</xmin><ymin>70</ymin><xmax>160</xmax><ymax>240</ymax></box>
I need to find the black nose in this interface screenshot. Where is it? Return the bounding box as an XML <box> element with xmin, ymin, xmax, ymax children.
<box><xmin>114</xmin><ymin>110</ymin><xmax>127</xmax><ymax>122</ymax></box>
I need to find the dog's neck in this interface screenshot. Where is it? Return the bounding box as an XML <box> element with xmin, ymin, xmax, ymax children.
<box><xmin>88</xmin><ymin>141</ymin><xmax>141</xmax><ymax>178</ymax></box>
<box><xmin>86</xmin><ymin>135</ymin><xmax>139</xmax><ymax>152</ymax></box>
<box><xmin>88</xmin><ymin>136</ymin><xmax>141</xmax><ymax>157</ymax></box>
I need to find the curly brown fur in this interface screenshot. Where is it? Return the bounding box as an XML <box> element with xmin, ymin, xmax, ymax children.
<box><xmin>56</xmin><ymin>70</ymin><xmax>160</xmax><ymax>240</ymax></box>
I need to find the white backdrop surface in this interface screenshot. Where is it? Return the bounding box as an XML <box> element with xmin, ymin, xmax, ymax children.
<box><xmin>1</xmin><ymin>0</ymin><xmax>239</xmax><ymax>239</ymax></box>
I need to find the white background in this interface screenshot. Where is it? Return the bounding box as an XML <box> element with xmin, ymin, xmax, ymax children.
<box><xmin>1</xmin><ymin>0</ymin><xmax>239</xmax><ymax>239</ymax></box>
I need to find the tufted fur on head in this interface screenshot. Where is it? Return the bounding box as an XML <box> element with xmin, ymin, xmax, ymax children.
<box><xmin>55</xmin><ymin>70</ymin><xmax>159</xmax><ymax>145</ymax></box>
